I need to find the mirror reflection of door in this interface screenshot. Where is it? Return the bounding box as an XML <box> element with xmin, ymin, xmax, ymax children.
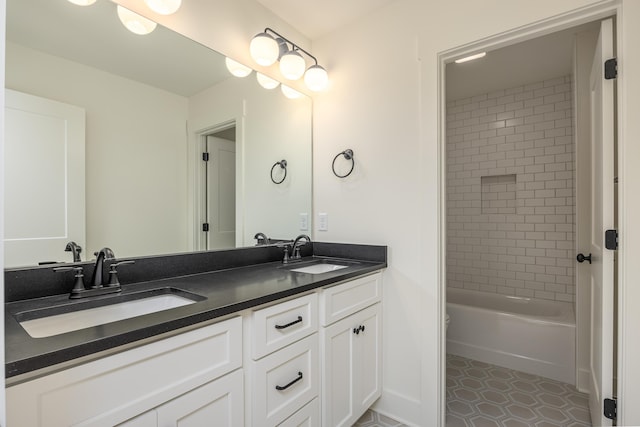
<box><xmin>205</xmin><ymin>129</ymin><xmax>236</xmax><ymax>249</ymax></box>
<box><xmin>4</xmin><ymin>90</ymin><xmax>86</xmax><ymax>267</ymax></box>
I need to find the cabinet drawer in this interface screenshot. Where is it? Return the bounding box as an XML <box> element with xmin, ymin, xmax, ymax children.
<box><xmin>252</xmin><ymin>334</ymin><xmax>319</xmax><ymax>427</ymax></box>
<box><xmin>253</xmin><ymin>293</ymin><xmax>318</xmax><ymax>359</ymax></box>
<box><xmin>320</xmin><ymin>272</ymin><xmax>381</xmax><ymax>326</ymax></box>
<box><xmin>279</xmin><ymin>397</ymin><xmax>319</xmax><ymax>427</ymax></box>
<box><xmin>7</xmin><ymin>317</ymin><xmax>242</xmax><ymax>427</ymax></box>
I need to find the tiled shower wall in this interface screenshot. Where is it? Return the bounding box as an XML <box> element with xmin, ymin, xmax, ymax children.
<box><xmin>446</xmin><ymin>76</ymin><xmax>575</xmax><ymax>302</ymax></box>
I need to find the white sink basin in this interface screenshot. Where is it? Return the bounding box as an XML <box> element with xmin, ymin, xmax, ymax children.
<box><xmin>19</xmin><ymin>293</ymin><xmax>198</xmax><ymax>338</ymax></box>
<box><xmin>290</xmin><ymin>263</ymin><xmax>349</xmax><ymax>274</ymax></box>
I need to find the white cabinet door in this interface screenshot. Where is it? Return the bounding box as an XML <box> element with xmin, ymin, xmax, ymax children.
<box><xmin>353</xmin><ymin>304</ymin><xmax>382</xmax><ymax>413</ymax></box>
<box><xmin>321</xmin><ymin>303</ymin><xmax>382</xmax><ymax>427</ymax></box>
<box><xmin>156</xmin><ymin>369</ymin><xmax>244</xmax><ymax>427</ymax></box>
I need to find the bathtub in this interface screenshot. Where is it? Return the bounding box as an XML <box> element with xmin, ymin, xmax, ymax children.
<box><xmin>446</xmin><ymin>287</ymin><xmax>576</xmax><ymax>384</ymax></box>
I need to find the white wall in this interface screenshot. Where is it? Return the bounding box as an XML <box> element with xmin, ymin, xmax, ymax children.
<box><xmin>311</xmin><ymin>0</ymin><xmax>633</xmax><ymax>425</ymax></box>
<box><xmin>5</xmin><ymin>43</ymin><xmax>189</xmax><ymax>259</ymax></box>
<box><xmin>0</xmin><ymin>0</ymin><xmax>6</xmax><ymax>422</ymax></box>
<box><xmin>446</xmin><ymin>76</ymin><xmax>576</xmax><ymax>303</ymax></box>
<box><xmin>188</xmin><ymin>76</ymin><xmax>312</xmax><ymax>246</ymax></box>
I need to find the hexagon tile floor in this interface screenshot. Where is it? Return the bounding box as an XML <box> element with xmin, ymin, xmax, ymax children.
<box><xmin>446</xmin><ymin>354</ymin><xmax>591</xmax><ymax>427</ymax></box>
<box><xmin>354</xmin><ymin>354</ymin><xmax>591</xmax><ymax>427</ymax></box>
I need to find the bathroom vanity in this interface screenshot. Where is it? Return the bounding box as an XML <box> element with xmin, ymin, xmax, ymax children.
<box><xmin>4</xmin><ymin>243</ymin><xmax>385</xmax><ymax>426</ymax></box>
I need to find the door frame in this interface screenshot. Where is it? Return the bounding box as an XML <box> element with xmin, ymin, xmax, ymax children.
<box><xmin>436</xmin><ymin>2</ymin><xmax>621</xmax><ymax>425</ymax></box>
<box><xmin>188</xmin><ymin>115</ymin><xmax>245</xmax><ymax>252</ymax></box>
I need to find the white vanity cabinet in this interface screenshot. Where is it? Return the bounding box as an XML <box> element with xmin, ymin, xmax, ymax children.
<box><xmin>319</xmin><ymin>273</ymin><xmax>382</xmax><ymax>427</ymax></box>
<box><xmin>119</xmin><ymin>370</ymin><xmax>244</xmax><ymax>427</ymax></box>
<box><xmin>246</xmin><ymin>293</ymin><xmax>320</xmax><ymax>427</ymax></box>
<box><xmin>7</xmin><ymin>316</ymin><xmax>243</xmax><ymax>427</ymax></box>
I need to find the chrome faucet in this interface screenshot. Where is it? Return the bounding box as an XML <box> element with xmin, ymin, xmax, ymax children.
<box><xmin>91</xmin><ymin>247</ymin><xmax>115</xmax><ymax>288</ymax></box>
<box><xmin>64</xmin><ymin>241</ymin><xmax>82</xmax><ymax>262</ymax></box>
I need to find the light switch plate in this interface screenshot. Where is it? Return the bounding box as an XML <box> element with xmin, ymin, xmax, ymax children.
<box><xmin>318</xmin><ymin>213</ymin><xmax>328</xmax><ymax>231</ymax></box>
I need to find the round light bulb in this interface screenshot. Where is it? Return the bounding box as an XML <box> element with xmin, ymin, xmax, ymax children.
<box><xmin>144</xmin><ymin>0</ymin><xmax>182</xmax><ymax>15</ymax></box>
<box><xmin>250</xmin><ymin>33</ymin><xmax>279</xmax><ymax>66</ymax></box>
<box><xmin>304</xmin><ymin>65</ymin><xmax>329</xmax><ymax>92</ymax></box>
<box><xmin>117</xmin><ymin>6</ymin><xmax>157</xmax><ymax>35</ymax></box>
<box><xmin>67</xmin><ymin>0</ymin><xmax>97</xmax><ymax>5</ymax></box>
<box><xmin>281</xmin><ymin>85</ymin><xmax>303</xmax><ymax>99</ymax></box>
<box><xmin>225</xmin><ymin>57</ymin><xmax>252</xmax><ymax>78</ymax></box>
<box><xmin>279</xmin><ymin>50</ymin><xmax>306</xmax><ymax>80</ymax></box>
<box><xmin>256</xmin><ymin>73</ymin><xmax>280</xmax><ymax>90</ymax></box>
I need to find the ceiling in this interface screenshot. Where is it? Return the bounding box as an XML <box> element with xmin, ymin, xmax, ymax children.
<box><xmin>446</xmin><ymin>21</ymin><xmax>600</xmax><ymax>101</ymax></box>
<box><xmin>255</xmin><ymin>0</ymin><xmax>397</xmax><ymax>39</ymax></box>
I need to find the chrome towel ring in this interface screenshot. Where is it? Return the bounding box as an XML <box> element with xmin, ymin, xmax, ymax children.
<box><xmin>332</xmin><ymin>149</ymin><xmax>354</xmax><ymax>178</ymax></box>
<box><xmin>271</xmin><ymin>159</ymin><xmax>287</xmax><ymax>184</ymax></box>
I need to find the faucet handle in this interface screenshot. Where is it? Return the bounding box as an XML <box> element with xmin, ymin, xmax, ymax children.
<box><xmin>107</xmin><ymin>260</ymin><xmax>135</xmax><ymax>287</ymax></box>
<box><xmin>54</xmin><ymin>266</ymin><xmax>86</xmax><ymax>296</ymax></box>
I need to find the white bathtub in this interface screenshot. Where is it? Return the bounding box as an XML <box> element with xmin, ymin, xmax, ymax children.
<box><xmin>446</xmin><ymin>287</ymin><xmax>576</xmax><ymax>384</ymax></box>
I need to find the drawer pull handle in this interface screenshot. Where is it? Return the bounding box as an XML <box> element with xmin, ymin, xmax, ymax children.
<box><xmin>275</xmin><ymin>315</ymin><xmax>303</xmax><ymax>330</ymax></box>
<box><xmin>275</xmin><ymin>371</ymin><xmax>303</xmax><ymax>391</ymax></box>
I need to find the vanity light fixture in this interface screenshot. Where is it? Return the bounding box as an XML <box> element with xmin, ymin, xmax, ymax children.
<box><xmin>257</xmin><ymin>73</ymin><xmax>280</xmax><ymax>90</ymax></box>
<box><xmin>144</xmin><ymin>0</ymin><xmax>182</xmax><ymax>15</ymax></box>
<box><xmin>249</xmin><ymin>28</ymin><xmax>329</xmax><ymax>92</ymax></box>
<box><xmin>225</xmin><ymin>57</ymin><xmax>252</xmax><ymax>77</ymax></box>
<box><xmin>117</xmin><ymin>6</ymin><xmax>157</xmax><ymax>35</ymax></box>
<box><xmin>454</xmin><ymin>52</ymin><xmax>487</xmax><ymax>63</ymax></box>
<box><xmin>281</xmin><ymin>84</ymin><xmax>303</xmax><ymax>99</ymax></box>
<box><xmin>67</xmin><ymin>0</ymin><xmax>97</xmax><ymax>5</ymax></box>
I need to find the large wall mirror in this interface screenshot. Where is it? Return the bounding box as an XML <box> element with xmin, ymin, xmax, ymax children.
<box><xmin>4</xmin><ymin>0</ymin><xmax>312</xmax><ymax>267</ymax></box>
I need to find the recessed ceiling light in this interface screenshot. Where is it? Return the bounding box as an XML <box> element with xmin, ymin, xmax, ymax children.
<box><xmin>455</xmin><ymin>52</ymin><xmax>487</xmax><ymax>64</ymax></box>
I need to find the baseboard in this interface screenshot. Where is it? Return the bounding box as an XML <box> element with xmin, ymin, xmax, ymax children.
<box><xmin>373</xmin><ymin>388</ymin><xmax>422</xmax><ymax>426</ymax></box>
<box><xmin>576</xmin><ymin>368</ymin><xmax>590</xmax><ymax>393</ymax></box>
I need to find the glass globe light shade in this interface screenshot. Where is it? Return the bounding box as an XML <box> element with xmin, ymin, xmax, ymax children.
<box><xmin>144</xmin><ymin>0</ymin><xmax>182</xmax><ymax>15</ymax></box>
<box><xmin>225</xmin><ymin>58</ymin><xmax>252</xmax><ymax>78</ymax></box>
<box><xmin>281</xmin><ymin>85</ymin><xmax>303</xmax><ymax>99</ymax></box>
<box><xmin>279</xmin><ymin>50</ymin><xmax>306</xmax><ymax>80</ymax></box>
<box><xmin>117</xmin><ymin>6</ymin><xmax>157</xmax><ymax>35</ymax></box>
<box><xmin>304</xmin><ymin>65</ymin><xmax>329</xmax><ymax>92</ymax></box>
<box><xmin>67</xmin><ymin>0</ymin><xmax>97</xmax><ymax>5</ymax></box>
<box><xmin>256</xmin><ymin>73</ymin><xmax>280</xmax><ymax>90</ymax></box>
<box><xmin>250</xmin><ymin>33</ymin><xmax>279</xmax><ymax>66</ymax></box>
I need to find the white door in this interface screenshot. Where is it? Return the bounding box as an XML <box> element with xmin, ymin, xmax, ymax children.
<box><xmin>588</xmin><ymin>18</ymin><xmax>615</xmax><ymax>427</ymax></box>
<box><xmin>205</xmin><ymin>135</ymin><xmax>236</xmax><ymax>249</ymax></box>
<box><xmin>4</xmin><ymin>90</ymin><xmax>85</xmax><ymax>267</ymax></box>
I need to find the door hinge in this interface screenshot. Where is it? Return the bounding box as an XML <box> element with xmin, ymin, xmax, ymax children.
<box><xmin>605</xmin><ymin>58</ymin><xmax>617</xmax><ymax>79</ymax></box>
<box><xmin>202</xmin><ymin>152</ymin><xmax>210</xmax><ymax>162</ymax></box>
<box><xmin>202</xmin><ymin>223</ymin><xmax>210</xmax><ymax>232</ymax></box>
<box><xmin>605</xmin><ymin>229</ymin><xmax>618</xmax><ymax>250</ymax></box>
<box><xmin>604</xmin><ymin>398</ymin><xmax>617</xmax><ymax>420</ymax></box>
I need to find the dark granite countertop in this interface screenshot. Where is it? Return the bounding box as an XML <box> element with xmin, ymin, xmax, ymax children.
<box><xmin>5</xmin><ymin>243</ymin><xmax>386</xmax><ymax>380</ymax></box>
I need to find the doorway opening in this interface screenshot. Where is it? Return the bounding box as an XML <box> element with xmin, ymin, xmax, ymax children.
<box><xmin>200</xmin><ymin>123</ymin><xmax>237</xmax><ymax>250</ymax></box>
<box><xmin>439</xmin><ymin>9</ymin><xmax>618</xmax><ymax>426</ymax></box>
